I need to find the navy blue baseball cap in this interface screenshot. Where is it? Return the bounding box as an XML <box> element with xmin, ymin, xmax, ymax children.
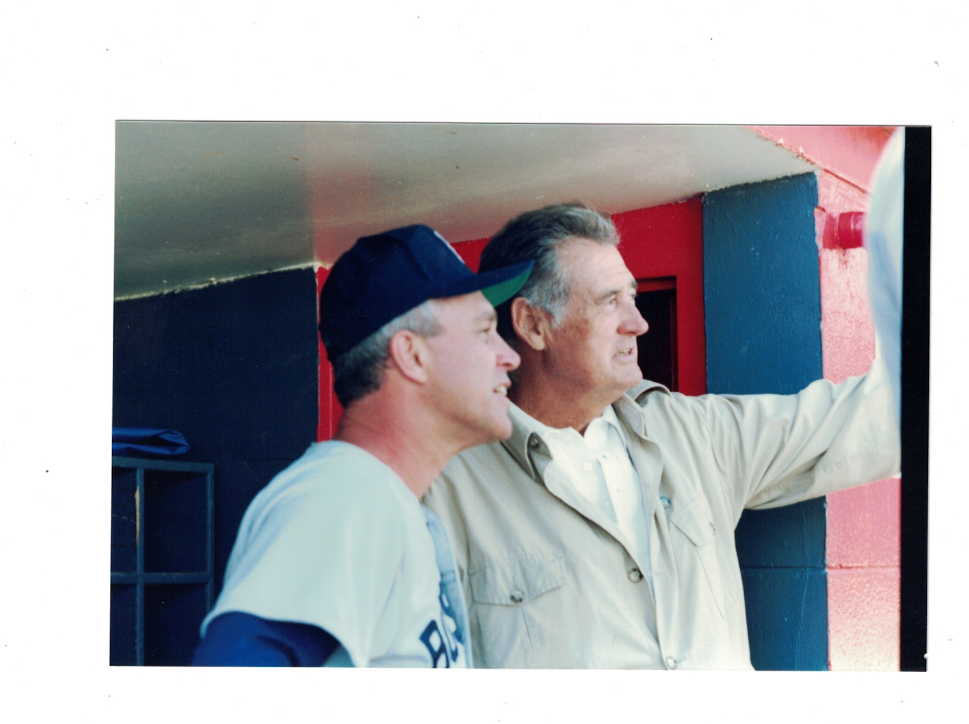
<box><xmin>319</xmin><ymin>224</ymin><xmax>533</xmax><ymax>361</ymax></box>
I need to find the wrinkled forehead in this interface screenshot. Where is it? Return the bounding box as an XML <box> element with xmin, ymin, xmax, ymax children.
<box><xmin>555</xmin><ymin>238</ymin><xmax>635</xmax><ymax>296</ymax></box>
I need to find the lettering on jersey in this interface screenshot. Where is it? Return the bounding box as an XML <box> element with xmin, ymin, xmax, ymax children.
<box><xmin>437</xmin><ymin>583</ymin><xmax>464</xmax><ymax>646</ymax></box>
<box><xmin>420</xmin><ymin>620</ymin><xmax>451</xmax><ymax>668</ymax></box>
<box><xmin>419</xmin><ymin>581</ymin><xmax>462</xmax><ymax>667</ymax></box>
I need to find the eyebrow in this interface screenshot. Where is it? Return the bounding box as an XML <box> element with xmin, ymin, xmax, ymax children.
<box><xmin>474</xmin><ymin>309</ymin><xmax>498</xmax><ymax>324</ymax></box>
<box><xmin>595</xmin><ymin>279</ymin><xmax>638</xmax><ymax>303</ymax></box>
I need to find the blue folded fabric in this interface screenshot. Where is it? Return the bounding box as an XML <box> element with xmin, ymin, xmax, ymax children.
<box><xmin>112</xmin><ymin>427</ymin><xmax>191</xmax><ymax>456</ymax></box>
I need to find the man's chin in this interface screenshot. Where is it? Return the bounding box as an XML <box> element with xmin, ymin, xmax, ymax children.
<box><xmin>612</xmin><ymin>369</ymin><xmax>644</xmax><ymax>390</ymax></box>
<box><xmin>464</xmin><ymin>419</ymin><xmax>514</xmax><ymax>449</ymax></box>
<box><xmin>488</xmin><ymin>415</ymin><xmax>515</xmax><ymax>443</ymax></box>
<box><xmin>492</xmin><ymin>419</ymin><xmax>514</xmax><ymax>442</ymax></box>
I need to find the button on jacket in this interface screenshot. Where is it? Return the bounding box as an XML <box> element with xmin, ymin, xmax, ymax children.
<box><xmin>423</xmin><ymin>359</ymin><xmax>899</xmax><ymax>669</ymax></box>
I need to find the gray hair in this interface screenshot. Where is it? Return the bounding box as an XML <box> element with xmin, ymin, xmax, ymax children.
<box><xmin>331</xmin><ymin>299</ymin><xmax>442</xmax><ymax>408</ymax></box>
<box><xmin>478</xmin><ymin>203</ymin><xmax>619</xmax><ymax>346</ymax></box>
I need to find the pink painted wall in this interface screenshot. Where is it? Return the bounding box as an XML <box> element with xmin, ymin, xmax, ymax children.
<box><xmin>755</xmin><ymin>124</ymin><xmax>900</xmax><ymax>670</ymax></box>
<box><xmin>815</xmin><ymin>166</ymin><xmax>900</xmax><ymax>671</ymax></box>
<box><xmin>753</xmin><ymin>126</ymin><xmax>894</xmax><ymax>192</ymax></box>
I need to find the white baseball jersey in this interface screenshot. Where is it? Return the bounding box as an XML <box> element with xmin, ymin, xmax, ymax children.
<box><xmin>201</xmin><ymin>441</ymin><xmax>469</xmax><ymax>668</ymax></box>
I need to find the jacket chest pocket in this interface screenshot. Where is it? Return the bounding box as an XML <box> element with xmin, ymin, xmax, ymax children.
<box><xmin>467</xmin><ymin>553</ymin><xmax>581</xmax><ymax>668</ymax></box>
<box><xmin>668</xmin><ymin>495</ymin><xmax>735</xmax><ymax>620</ymax></box>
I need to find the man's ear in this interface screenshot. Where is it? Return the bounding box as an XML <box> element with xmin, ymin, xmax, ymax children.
<box><xmin>386</xmin><ymin>330</ymin><xmax>431</xmax><ymax>384</ymax></box>
<box><xmin>511</xmin><ymin>297</ymin><xmax>550</xmax><ymax>352</ymax></box>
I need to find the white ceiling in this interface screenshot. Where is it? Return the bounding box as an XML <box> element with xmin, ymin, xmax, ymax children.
<box><xmin>115</xmin><ymin>123</ymin><xmax>817</xmax><ymax>299</ymax></box>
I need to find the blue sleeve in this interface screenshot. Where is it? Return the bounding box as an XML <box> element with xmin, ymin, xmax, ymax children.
<box><xmin>191</xmin><ymin>612</ymin><xmax>341</xmax><ymax>667</ymax></box>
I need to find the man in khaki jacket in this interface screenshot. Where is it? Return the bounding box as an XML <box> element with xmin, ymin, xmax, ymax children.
<box><xmin>423</xmin><ymin>203</ymin><xmax>900</xmax><ymax>670</ymax></box>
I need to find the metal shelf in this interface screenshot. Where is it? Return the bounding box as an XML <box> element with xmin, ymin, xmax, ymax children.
<box><xmin>110</xmin><ymin>457</ymin><xmax>215</xmax><ymax>666</ymax></box>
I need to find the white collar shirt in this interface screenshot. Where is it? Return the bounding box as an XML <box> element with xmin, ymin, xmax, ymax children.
<box><xmin>586</xmin><ymin>406</ymin><xmax>654</xmax><ymax>589</ymax></box>
<box><xmin>532</xmin><ymin>406</ymin><xmax>658</xmax><ymax>634</ymax></box>
<box><xmin>425</xmin><ymin>359</ymin><xmax>900</xmax><ymax>669</ymax></box>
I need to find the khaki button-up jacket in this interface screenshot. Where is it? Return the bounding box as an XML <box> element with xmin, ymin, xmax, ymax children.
<box><xmin>423</xmin><ymin>360</ymin><xmax>899</xmax><ymax>669</ymax></box>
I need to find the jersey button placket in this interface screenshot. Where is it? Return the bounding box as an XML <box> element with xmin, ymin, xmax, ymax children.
<box><xmin>509</xmin><ymin>589</ymin><xmax>524</xmax><ymax>604</ymax></box>
<box><xmin>627</xmin><ymin>568</ymin><xmax>643</xmax><ymax>583</ymax></box>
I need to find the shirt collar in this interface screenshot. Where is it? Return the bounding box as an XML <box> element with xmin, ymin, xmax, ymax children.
<box><xmin>502</xmin><ymin>403</ymin><xmax>548</xmax><ymax>480</ymax></box>
<box><xmin>502</xmin><ymin>380</ymin><xmax>672</xmax><ymax>479</ymax></box>
<box><xmin>598</xmin><ymin>403</ymin><xmax>626</xmax><ymax>446</ymax></box>
<box><xmin>614</xmin><ymin>379</ymin><xmax>670</xmax><ymax>438</ymax></box>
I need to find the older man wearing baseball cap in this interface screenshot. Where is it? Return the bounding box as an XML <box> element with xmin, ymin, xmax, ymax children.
<box><xmin>192</xmin><ymin>225</ymin><xmax>532</xmax><ymax>667</ymax></box>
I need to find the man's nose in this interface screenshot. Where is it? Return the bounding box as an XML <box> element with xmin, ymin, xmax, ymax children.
<box><xmin>497</xmin><ymin>335</ymin><xmax>521</xmax><ymax>371</ymax></box>
<box><xmin>621</xmin><ymin>301</ymin><xmax>649</xmax><ymax>336</ymax></box>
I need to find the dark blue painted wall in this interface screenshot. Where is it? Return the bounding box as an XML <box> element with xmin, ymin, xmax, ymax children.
<box><xmin>113</xmin><ymin>268</ymin><xmax>320</xmax><ymax>664</ymax></box>
<box><xmin>703</xmin><ymin>173</ymin><xmax>828</xmax><ymax>670</ymax></box>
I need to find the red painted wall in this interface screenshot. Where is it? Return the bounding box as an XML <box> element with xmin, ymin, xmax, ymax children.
<box><xmin>316</xmin><ymin>266</ymin><xmax>343</xmax><ymax>442</ymax></box>
<box><xmin>613</xmin><ymin>199</ymin><xmax>706</xmax><ymax>396</ymax></box>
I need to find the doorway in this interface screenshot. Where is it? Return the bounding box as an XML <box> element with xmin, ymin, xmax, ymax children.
<box><xmin>635</xmin><ymin>278</ymin><xmax>678</xmax><ymax>391</ymax></box>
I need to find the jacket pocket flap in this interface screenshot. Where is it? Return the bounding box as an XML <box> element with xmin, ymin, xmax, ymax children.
<box><xmin>468</xmin><ymin>553</ymin><xmax>567</xmax><ymax>606</ymax></box>
<box><xmin>669</xmin><ymin>495</ymin><xmax>715</xmax><ymax>547</ymax></box>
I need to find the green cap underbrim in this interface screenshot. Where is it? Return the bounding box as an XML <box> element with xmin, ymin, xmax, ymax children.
<box><xmin>481</xmin><ymin>267</ymin><xmax>532</xmax><ymax>307</ymax></box>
